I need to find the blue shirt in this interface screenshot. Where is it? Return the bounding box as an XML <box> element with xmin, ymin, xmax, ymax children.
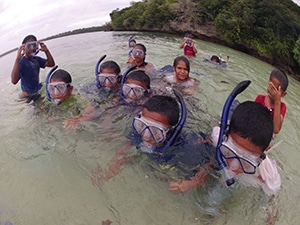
<box><xmin>19</xmin><ymin>56</ymin><xmax>47</xmax><ymax>95</ymax></box>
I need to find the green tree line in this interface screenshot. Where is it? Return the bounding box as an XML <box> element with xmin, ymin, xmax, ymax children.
<box><xmin>108</xmin><ymin>0</ymin><xmax>300</xmax><ymax>78</ymax></box>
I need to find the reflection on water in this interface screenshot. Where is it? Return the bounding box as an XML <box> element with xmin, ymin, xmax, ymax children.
<box><xmin>0</xmin><ymin>31</ymin><xmax>299</xmax><ymax>224</ymax></box>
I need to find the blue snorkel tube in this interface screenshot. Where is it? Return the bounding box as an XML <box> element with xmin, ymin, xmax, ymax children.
<box><xmin>45</xmin><ymin>65</ymin><xmax>59</xmax><ymax>104</ymax></box>
<box><xmin>95</xmin><ymin>55</ymin><xmax>107</xmax><ymax>89</ymax></box>
<box><xmin>155</xmin><ymin>89</ymin><xmax>187</xmax><ymax>153</ymax></box>
<box><xmin>216</xmin><ymin>80</ymin><xmax>251</xmax><ymax>186</ymax></box>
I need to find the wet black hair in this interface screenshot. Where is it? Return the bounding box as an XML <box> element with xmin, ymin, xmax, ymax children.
<box><xmin>134</xmin><ymin>43</ymin><xmax>147</xmax><ymax>53</ymax></box>
<box><xmin>228</xmin><ymin>101</ymin><xmax>273</xmax><ymax>152</ymax></box>
<box><xmin>50</xmin><ymin>69</ymin><xmax>72</xmax><ymax>83</ymax></box>
<box><xmin>125</xmin><ymin>70</ymin><xmax>151</xmax><ymax>89</ymax></box>
<box><xmin>211</xmin><ymin>55</ymin><xmax>220</xmax><ymax>63</ymax></box>
<box><xmin>22</xmin><ymin>34</ymin><xmax>37</xmax><ymax>44</ymax></box>
<box><xmin>270</xmin><ymin>68</ymin><xmax>289</xmax><ymax>92</ymax></box>
<box><xmin>186</xmin><ymin>33</ymin><xmax>194</xmax><ymax>39</ymax></box>
<box><xmin>173</xmin><ymin>55</ymin><xmax>190</xmax><ymax>73</ymax></box>
<box><xmin>100</xmin><ymin>60</ymin><xmax>121</xmax><ymax>75</ymax></box>
<box><xmin>143</xmin><ymin>95</ymin><xmax>179</xmax><ymax>126</ymax></box>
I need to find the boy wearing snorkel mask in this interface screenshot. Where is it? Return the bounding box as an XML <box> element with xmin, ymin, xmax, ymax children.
<box><xmin>11</xmin><ymin>34</ymin><xmax>55</xmax><ymax>101</ymax></box>
<box><xmin>42</xmin><ymin>68</ymin><xmax>89</xmax><ymax>120</ymax></box>
<box><xmin>63</xmin><ymin>68</ymin><xmax>151</xmax><ymax>129</ymax></box>
<box><xmin>47</xmin><ymin>69</ymin><xmax>74</xmax><ymax>104</ymax></box>
<box><xmin>168</xmin><ymin>101</ymin><xmax>280</xmax><ymax>195</ymax></box>
<box><xmin>91</xmin><ymin>92</ymin><xmax>216</xmax><ymax>191</ymax></box>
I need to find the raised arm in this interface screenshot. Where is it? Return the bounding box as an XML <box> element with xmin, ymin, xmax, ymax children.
<box><xmin>268</xmin><ymin>82</ymin><xmax>284</xmax><ymax>134</ymax></box>
<box><xmin>11</xmin><ymin>44</ymin><xmax>24</xmax><ymax>84</ymax></box>
<box><xmin>39</xmin><ymin>41</ymin><xmax>55</xmax><ymax>67</ymax></box>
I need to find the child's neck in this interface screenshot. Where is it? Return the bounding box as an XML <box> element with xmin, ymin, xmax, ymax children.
<box><xmin>265</xmin><ymin>95</ymin><xmax>275</xmax><ymax>108</ymax></box>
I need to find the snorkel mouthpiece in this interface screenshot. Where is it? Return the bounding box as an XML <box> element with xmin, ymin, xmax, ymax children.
<box><xmin>216</xmin><ymin>80</ymin><xmax>251</xmax><ymax>186</ymax></box>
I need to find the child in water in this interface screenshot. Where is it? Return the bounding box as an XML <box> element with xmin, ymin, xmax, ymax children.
<box><xmin>127</xmin><ymin>43</ymin><xmax>155</xmax><ymax>73</ymax></box>
<box><xmin>255</xmin><ymin>68</ymin><xmax>288</xmax><ymax>134</ymax></box>
<box><xmin>91</xmin><ymin>95</ymin><xmax>281</xmax><ymax>196</ymax></box>
<box><xmin>163</xmin><ymin>56</ymin><xmax>199</xmax><ymax>95</ymax></box>
<box><xmin>63</xmin><ymin>69</ymin><xmax>151</xmax><ymax>129</ymax></box>
<box><xmin>40</xmin><ymin>68</ymin><xmax>89</xmax><ymax>121</ymax></box>
<box><xmin>11</xmin><ymin>34</ymin><xmax>55</xmax><ymax>102</ymax></box>
<box><xmin>63</xmin><ymin>60</ymin><xmax>121</xmax><ymax>129</ymax></box>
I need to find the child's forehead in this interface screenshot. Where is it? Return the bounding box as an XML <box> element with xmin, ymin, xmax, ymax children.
<box><xmin>50</xmin><ymin>78</ymin><xmax>67</xmax><ymax>83</ymax></box>
<box><xmin>269</xmin><ymin>76</ymin><xmax>282</xmax><ymax>87</ymax></box>
<box><xmin>101</xmin><ymin>68</ymin><xmax>118</xmax><ymax>74</ymax></box>
<box><xmin>125</xmin><ymin>78</ymin><xmax>146</xmax><ymax>88</ymax></box>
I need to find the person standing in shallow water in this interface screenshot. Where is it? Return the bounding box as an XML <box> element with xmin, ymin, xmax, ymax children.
<box><xmin>11</xmin><ymin>34</ymin><xmax>55</xmax><ymax>101</ymax></box>
<box><xmin>179</xmin><ymin>33</ymin><xmax>197</xmax><ymax>57</ymax></box>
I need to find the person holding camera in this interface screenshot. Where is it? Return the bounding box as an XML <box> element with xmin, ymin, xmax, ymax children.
<box><xmin>179</xmin><ymin>33</ymin><xmax>197</xmax><ymax>57</ymax></box>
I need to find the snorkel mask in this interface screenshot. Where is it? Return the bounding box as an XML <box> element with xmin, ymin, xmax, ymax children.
<box><xmin>120</xmin><ymin>65</ymin><xmax>150</xmax><ymax>103</ymax></box>
<box><xmin>216</xmin><ymin>80</ymin><xmax>251</xmax><ymax>186</ymax></box>
<box><xmin>25</xmin><ymin>41</ymin><xmax>39</xmax><ymax>56</ymax></box>
<box><xmin>135</xmin><ymin>89</ymin><xmax>187</xmax><ymax>154</ymax></box>
<box><xmin>45</xmin><ymin>65</ymin><xmax>63</xmax><ymax>105</ymax></box>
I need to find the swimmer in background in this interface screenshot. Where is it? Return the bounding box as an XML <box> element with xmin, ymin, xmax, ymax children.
<box><xmin>163</xmin><ymin>56</ymin><xmax>199</xmax><ymax>95</ymax></box>
<box><xmin>127</xmin><ymin>43</ymin><xmax>155</xmax><ymax>73</ymax></box>
<box><xmin>179</xmin><ymin>33</ymin><xmax>197</xmax><ymax>57</ymax></box>
<box><xmin>255</xmin><ymin>68</ymin><xmax>288</xmax><ymax>134</ymax></box>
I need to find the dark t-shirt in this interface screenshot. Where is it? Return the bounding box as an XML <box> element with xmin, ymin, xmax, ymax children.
<box><xmin>130</xmin><ymin>131</ymin><xmax>215</xmax><ymax>179</ymax></box>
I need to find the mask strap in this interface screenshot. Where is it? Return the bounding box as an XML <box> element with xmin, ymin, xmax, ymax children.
<box><xmin>95</xmin><ymin>55</ymin><xmax>107</xmax><ymax>89</ymax></box>
<box><xmin>155</xmin><ymin>89</ymin><xmax>186</xmax><ymax>153</ymax></box>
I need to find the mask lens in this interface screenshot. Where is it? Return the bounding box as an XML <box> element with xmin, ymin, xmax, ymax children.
<box><xmin>25</xmin><ymin>41</ymin><xmax>38</xmax><ymax>51</ymax></box>
<box><xmin>47</xmin><ymin>83</ymin><xmax>68</xmax><ymax>95</ymax></box>
<box><xmin>132</xmin><ymin>49</ymin><xmax>144</xmax><ymax>57</ymax></box>
<box><xmin>133</xmin><ymin>117</ymin><xmax>167</xmax><ymax>144</ymax></box>
<box><xmin>122</xmin><ymin>84</ymin><xmax>145</xmax><ymax>99</ymax></box>
<box><xmin>220</xmin><ymin>144</ymin><xmax>257</xmax><ymax>174</ymax></box>
<box><xmin>98</xmin><ymin>74</ymin><xmax>117</xmax><ymax>86</ymax></box>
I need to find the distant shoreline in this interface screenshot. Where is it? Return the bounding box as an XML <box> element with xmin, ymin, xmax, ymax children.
<box><xmin>0</xmin><ymin>26</ymin><xmax>106</xmax><ymax>58</ymax></box>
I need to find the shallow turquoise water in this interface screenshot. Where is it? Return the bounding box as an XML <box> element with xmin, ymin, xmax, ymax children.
<box><xmin>0</xmin><ymin>31</ymin><xmax>299</xmax><ymax>225</ymax></box>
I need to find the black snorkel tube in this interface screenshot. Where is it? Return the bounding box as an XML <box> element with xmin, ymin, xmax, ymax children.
<box><xmin>45</xmin><ymin>65</ymin><xmax>59</xmax><ymax>104</ymax></box>
<box><xmin>216</xmin><ymin>80</ymin><xmax>251</xmax><ymax>186</ymax></box>
<box><xmin>95</xmin><ymin>55</ymin><xmax>107</xmax><ymax>89</ymax></box>
<box><xmin>155</xmin><ymin>89</ymin><xmax>187</xmax><ymax>153</ymax></box>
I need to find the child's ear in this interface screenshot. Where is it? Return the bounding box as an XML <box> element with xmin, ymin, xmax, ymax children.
<box><xmin>282</xmin><ymin>91</ymin><xmax>287</xmax><ymax>98</ymax></box>
<box><xmin>69</xmin><ymin>85</ymin><xmax>74</xmax><ymax>92</ymax></box>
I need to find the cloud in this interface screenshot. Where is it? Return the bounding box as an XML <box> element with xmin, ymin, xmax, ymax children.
<box><xmin>0</xmin><ymin>0</ymin><xmax>133</xmax><ymax>54</ymax></box>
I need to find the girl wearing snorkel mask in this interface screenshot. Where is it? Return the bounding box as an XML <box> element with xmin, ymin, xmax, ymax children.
<box><xmin>127</xmin><ymin>43</ymin><xmax>155</xmax><ymax>73</ymax></box>
<box><xmin>11</xmin><ymin>34</ymin><xmax>55</xmax><ymax>100</ymax></box>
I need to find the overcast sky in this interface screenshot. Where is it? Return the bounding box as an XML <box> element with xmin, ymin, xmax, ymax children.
<box><xmin>1</xmin><ymin>0</ymin><xmax>299</xmax><ymax>54</ymax></box>
<box><xmin>0</xmin><ymin>0</ymin><xmax>136</xmax><ymax>54</ymax></box>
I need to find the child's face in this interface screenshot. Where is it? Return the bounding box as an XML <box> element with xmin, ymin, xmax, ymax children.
<box><xmin>24</xmin><ymin>39</ymin><xmax>38</xmax><ymax>56</ymax></box>
<box><xmin>174</xmin><ymin>60</ymin><xmax>189</xmax><ymax>82</ymax></box>
<box><xmin>133</xmin><ymin>108</ymin><xmax>171</xmax><ymax>147</ymax></box>
<box><xmin>132</xmin><ymin>46</ymin><xmax>145</xmax><ymax>63</ymax></box>
<box><xmin>48</xmin><ymin>79</ymin><xmax>73</xmax><ymax>102</ymax></box>
<box><xmin>267</xmin><ymin>77</ymin><xmax>287</xmax><ymax>98</ymax></box>
<box><xmin>123</xmin><ymin>79</ymin><xmax>148</xmax><ymax>101</ymax></box>
<box><xmin>98</xmin><ymin>68</ymin><xmax>119</xmax><ymax>88</ymax></box>
<box><xmin>222</xmin><ymin>132</ymin><xmax>263</xmax><ymax>175</ymax></box>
